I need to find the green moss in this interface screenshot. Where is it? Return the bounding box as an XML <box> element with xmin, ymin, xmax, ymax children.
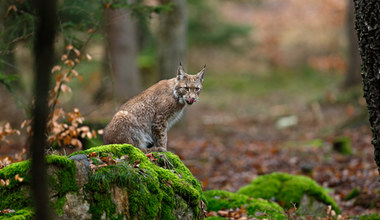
<box><xmin>89</xmin><ymin>157</ymin><xmax>101</xmax><ymax>165</ymax></box>
<box><xmin>1</xmin><ymin>145</ymin><xmax>203</xmax><ymax>219</ymax></box>
<box><xmin>204</xmin><ymin>190</ymin><xmax>250</xmax><ymax>211</ymax></box>
<box><xmin>47</xmin><ymin>156</ymin><xmax>77</xmax><ymax>193</ymax></box>
<box><xmin>69</xmin><ymin>144</ymin><xmax>136</xmax><ymax>158</ymax></box>
<box><xmin>204</xmin><ymin>190</ymin><xmax>286</xmax><ymax>220</ymax></box>
<box><xmin>0</xmin><ymin>160</ymin><xmax>31</xmax><ymax>178</ymax></box>
<box><xmin>332</xmin><ymin>136</ymin><xmax>352</xmax><ymax>155</ymax></box>
<box><xmin>0</xmin><ymin>208</ymin><xmax>34</xmax><ymax>220</ymax></box>
<box><xmin>72</xmin><ymin>144</ymin><xmax>203</xmax><ymax>219</ymax></box>
<box><xmin>205</xmin><ymin>217</ymin><xmax>226</xmax><ymax>220</ymax></box>
<box><xmin>359</xmin><ymin>213</ymin><xmax>380</xmax><ymax>220</ymax></box>
<box><xmin>345</xmin><ymin>188</ymin><xmax>360</xmax><ymax>201</ymax></box>
<box><xmin>0</xmin><ymin>155</ymin><xmax>77</xmax><ymax>216</ymax></box>
<box><xmin>86</xmin><ymin>162</ymin><xmax>162</xmax><ymax>219</ymax></box>
<box><xmin>237</xmin><ymin>172</ymin><xmax>340</xmax><ymax>214</ymax></box>
<box><xmin>245</xmin><ymin>199</ymin><xmax>285</xmax><ymax>220</ymax></box>
<box><xmin>51</xmin><ymin>196</ymin><xmax>67</xmax><ymax>216</ymax></box>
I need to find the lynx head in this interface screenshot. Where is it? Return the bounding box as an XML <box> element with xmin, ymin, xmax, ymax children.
<box><xmin>174</xmin><ymin>64</ymin><xmax>206</xmax><ymax>105</ymax></box>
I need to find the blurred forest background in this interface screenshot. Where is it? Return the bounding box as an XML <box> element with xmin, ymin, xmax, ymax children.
<box><xmin>0</xmin><ymin>0</ymin><xmax>379</xmax><ymax>216</ymax></box>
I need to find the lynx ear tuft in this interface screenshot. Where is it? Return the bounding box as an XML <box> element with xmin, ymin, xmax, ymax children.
<box><xmin>177</xmin><ymin>64</ymin><xmax>186</xmax><ymax>80</ymax></box>
<box><xmin>197</xmin><ymin>65</ymin><xmax>206</xmax><ymax>82</ymax></box>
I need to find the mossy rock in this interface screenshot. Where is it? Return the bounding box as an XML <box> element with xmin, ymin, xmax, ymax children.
<box><xmin>332</xmin><ymin>136</ymin><xmax>352</xmax><ymax>155</ymax></box>
<box><xmin>0</xmin><ymin>155</ymin><xmax>78</xmax><ymax>219</ymax></box>
<box><xmin>345</xmin><ymin>187</ymin><xmax>360</xmax><ymax>201</ymax></box>
<box><xmin>0</xmin><ymin>144</ymin><xmax>206</xmax><ymax>220</ymax></box>
<box><xmin>237</xmin><ymin>172</ymin><xmax>340</xmax><ymax>216</ymax></box>
<box><xmin>204</xmin><ymin>190</ymin><xmax>286</xmax><ymax>220</ymax></box>
<box><xmin>205</xmin><ymin>217</ymin><xmax>226</xmax><ymax>220</ymax></box>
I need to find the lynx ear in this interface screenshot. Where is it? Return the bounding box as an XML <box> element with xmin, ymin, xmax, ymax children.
<box><xmin>197</xmin><ymin>65</ymin><xmax>206</xmax><ymax>82</ymax></box>
<box><xmin>177</xmin><ymin>63</ymin><xmax>186</xmax><ymax>80</ymax></box>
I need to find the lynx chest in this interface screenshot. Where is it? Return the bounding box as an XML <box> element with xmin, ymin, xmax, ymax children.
<box><xmin>168</xmin><ymin>108</ymin><xmax>185</xmax><ymax>129</ymax></box>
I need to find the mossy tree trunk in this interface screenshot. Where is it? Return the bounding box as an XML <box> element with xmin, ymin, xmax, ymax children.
<box><xmin>353</xmin><ymin>0</ymin><xmax>380</xmax><ymax>174</ymax></box>
<box><xmin>31</xmin><ymin>0</ymin><xmax>57</xmax><ymax>218</ymax></box>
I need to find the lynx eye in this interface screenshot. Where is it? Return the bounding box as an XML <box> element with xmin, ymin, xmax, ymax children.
<box><xmin>184</xmin><ymin>87</ymin><xmax>190</xmax><ymax>91</ymax></box>
<box><xmin>195</xmin><ymin>87</ymin><xmax>200</xmax><ymax>92</ymax></box>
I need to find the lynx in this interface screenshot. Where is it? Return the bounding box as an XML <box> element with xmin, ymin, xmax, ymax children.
<box><xmin>103</xmin><ymin>64</ymin><xmax>205</xmax><ymax>152</ymax></box>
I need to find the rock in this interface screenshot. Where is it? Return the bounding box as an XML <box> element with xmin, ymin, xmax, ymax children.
<box><xmin>297</xmin><ymin>194</ymin><xmax>329</xmax><ymax>217</ymax></box>
<box><xmin>60</xmin><ymin>192</ymin><xmax>91</xmax><ymax>220</ymax></box>
<box><xmin>237</xmin><ymin>172</ymin><xmax>341</xmax><ymax>216</ymax></box>
<box><xmin>0</xmin><ymin>144</ymin><xmax>206</xmax><ymax>220</ymax></box>
<box><xmin>69</xmin><ymin>154</ymin><xmax>89</xmax><ymax>188</ymax></box>
<box><xmin>276</xmin><ymin>115</ymin><xmax>298</xmax><ymax>129</ymax></box>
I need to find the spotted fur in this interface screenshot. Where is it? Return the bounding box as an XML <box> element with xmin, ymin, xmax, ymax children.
<box><xmin>103</xmin><ymin>64</ymin><xmax>205</xmax><ymax>152</ymax></box>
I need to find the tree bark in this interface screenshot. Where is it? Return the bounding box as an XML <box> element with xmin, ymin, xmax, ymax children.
<box><xmin>343</xmin><ymin>0</ymin><xmax>362</xmax><ymax>88</ymax></box>
<box><xmin>157</xmin><ymin>0</ymin><xmax>187</xmax><ymax>79</ymax></box>
<box><xmin>104</xmin><ymin>6</ymin><xmax>141</xmax><ymax>100</ymax></box>
<box><xmin>31</xmin><ymin>0</ymin><xmax>57</xmax><ymax>218</ymax></box>
<box><xmin>353</xmin><ymin>0</ymin><xmax>380</xmax><ymax>174</ymax></box>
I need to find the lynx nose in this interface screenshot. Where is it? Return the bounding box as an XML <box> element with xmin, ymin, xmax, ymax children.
<box><xmin>187</xmin><ymin>98</ymin><xmax>195</xmax><ymax>105</ymax></box>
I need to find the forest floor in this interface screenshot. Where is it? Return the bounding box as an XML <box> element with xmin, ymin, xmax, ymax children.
<box><xmin>1</xmin><ymin>67</ymin><xmax>379</xmax><ymax>218</ymax></box>
<box><xmin>167</xmin><ymin>69</ymin><xmax>380</xmax><ymax>217</ymax></box>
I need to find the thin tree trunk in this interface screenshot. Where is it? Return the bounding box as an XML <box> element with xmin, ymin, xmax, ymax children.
<box><xmin>157</xmin><ymin>0</ymin><xmax>187</xmax><ymax>79</ymax></box>
<box><xmin>31</xmin><ymin>0</ymin><xmax>56</xmax><ymax>218</ymax></box>
<box><xmin>104</xmin><ymin>6</ymin><xmax>141</xmax><ymax>100</ymax></box>
<box><xmin>353</xmin><ymin>0</ymin><xmax>380</xmax><ymax>173</ymax></box>
<box><xmin>343</xmin><ymin>0</ymin><xmax>362</xmax><ymax>88</ymax></box>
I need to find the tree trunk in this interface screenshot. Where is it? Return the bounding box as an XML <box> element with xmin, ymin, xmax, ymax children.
<box><xmin>157</xmin><ymin>0</ymin><xmax>187</xmax><ymax>79</ymax></box>
<box><xmin>353</xmin><ymin>0</ymin><xmax>380</xmax><ymax>173</ymax></box>
<box><xmin>343</xmin><ymin>0</ymin><xmax>362</xmax><ymax>88</ymax></box>
<box><xmin>31</xmin><ymin>0</ymin><xmax>57</xmax><ymax>218</ymax></box>
<box><xmin>104</xmin><ymin>6</ymin><xmax>141</xmax><ymax>100</ymax></box>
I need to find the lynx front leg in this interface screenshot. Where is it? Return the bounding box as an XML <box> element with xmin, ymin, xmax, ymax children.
<box><xmin>151</xmin><ymin>121</ymin><xmax>168</xmax><ymax>152</ymax></box>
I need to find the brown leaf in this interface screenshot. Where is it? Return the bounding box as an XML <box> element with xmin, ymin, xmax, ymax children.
<box><xmin>77</xmin><ymin>74</ymin><xmax>83</xmax><ymax>82</ymax></box>
<box><xmin>70</xmin><ymin>69</ymin><xmax>79</xmax><ymax>76</ymax></box>
<box><xmin>15</xmin><ymin>174</ymin><xmax>24</xmax><ymax>182</ymax></box>
<box><xmin>66</xmin><ymin>44</ymin><xmax>74</xmax><ymax>50</ymax></box>
<box><xmin>217</xmin><ymin>210</ymin><xmax>229</xmax><ymax>217</ymax></box>
<box><xmin>61</xmin><ymin>54</ymin><xmax>68</xmax><ymax>61</ymax></box>
<box><xmin>21</xmin><ymin>120</ymin><xmax>30</xmax><ymax>129</ymax></box>
<box><xmin>120</xmin><ymin>155</ymin><xmax>129</xmax><ymax>160</ymax></box>
<box><xmin>73</xmin><ymin>48</ymin><xmax>80</xmax><ymax>56</ymax></box>
<box><xmin>88</xmin><ymin>152</ymin><xmax>98</xmax><ymax>158</ymax></box>
<box><xmin>0</xmin><ymin>209</ymin><xmax>15</xmax><ymax>214</ymax></box>
<box><xmin>5</xmin><ymin>5</ymin><xmax>17</xmax><ymax>18</ymax></box>
<box><xmin>86</xmin><ymin>53</ymin><xmax>92</xmax><ymax>61</ymax></box>
<box><xmin>71</xmin><ymin>138</ymin><xmax>82</xmax><ymax>148</ymax></box>
<box><xmin>51</xmin><ymin>65</ymin><xmax>62</xmax><ymax>73</ymax></box>
<box><xmin>206</xmin><ymin>211</ymin><xmax>217</xmax><ymax>217</ymax></box>
<box><xmin>89</xmin><ymin>164</ymin><xmax>97</xmax><ymax>173</ymax></box>
<box><xmin>60</xmin><ymin>84</ymin><xmax>72</xmax><ymax>93</ymax></box>
<box><xmin>64</xmin><ymin>59</ymin><xmax>75</xmax><ymax>67</ymax></box>
<box><xmin>98</xmin><ymin>164</ymin><xmax>107</xmax><ymax>168</ymax></box>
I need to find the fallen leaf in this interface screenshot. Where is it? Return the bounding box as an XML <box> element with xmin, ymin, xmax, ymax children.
<box><xmin>66</xmin><ymin>45</ymin><xmax>74</xmax><ymax>50</ymax></box>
